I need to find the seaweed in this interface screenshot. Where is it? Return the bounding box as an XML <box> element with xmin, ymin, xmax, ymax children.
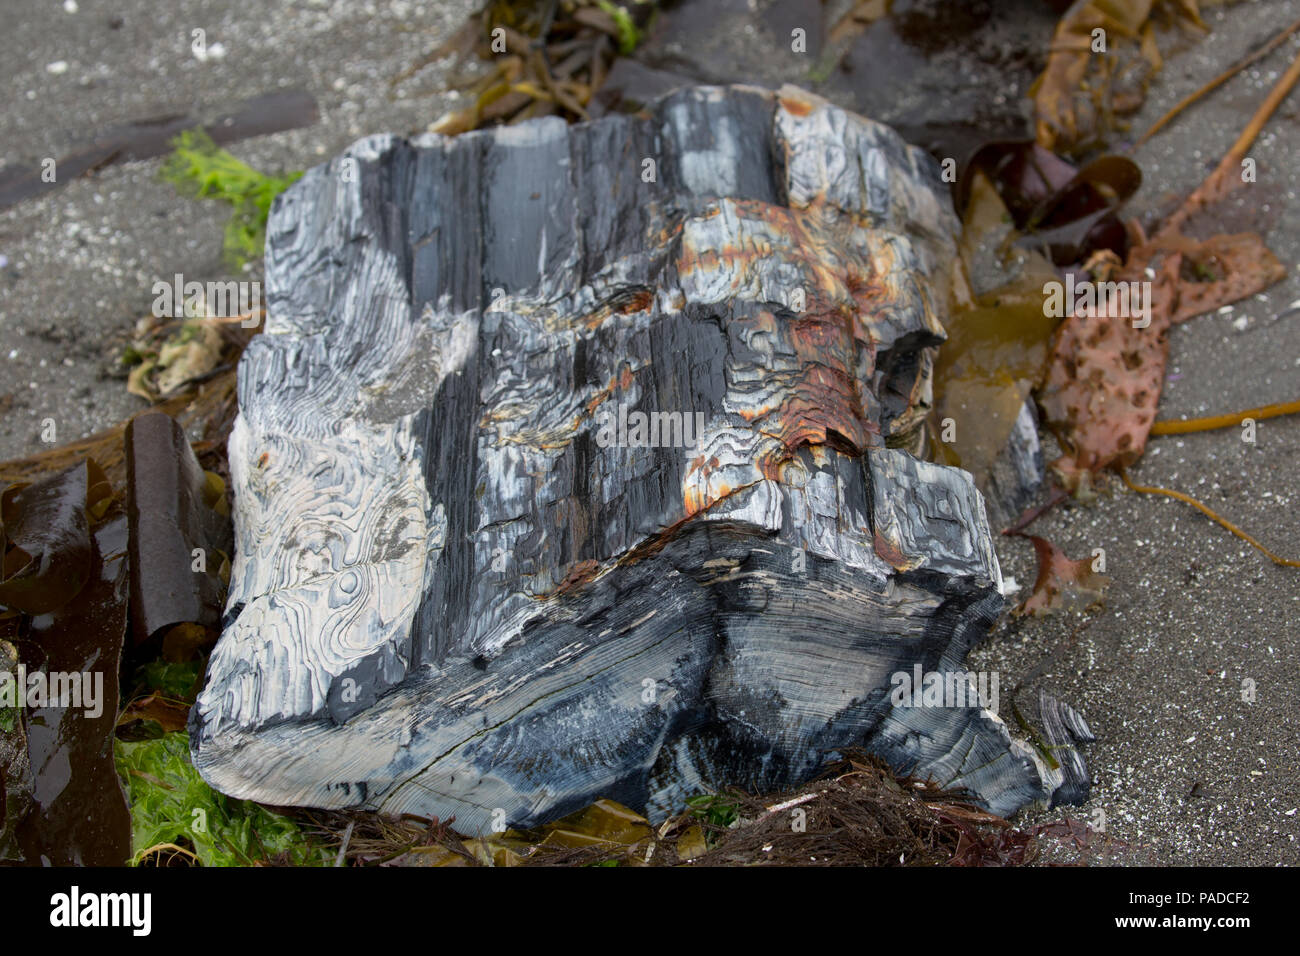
<box><xmin>160</xmin><ymin>128</ymin><xmax>302</xmax><ymax>267</ymax></box>
<box><xmin>114</xmin><ymin>733</ymin><xmax>331</xmax><ymax>867</ymax></box>
<box><xmin>0</xmin><ymin>462</ymin><xmax>132</xmax><ymax>865</ymax></box>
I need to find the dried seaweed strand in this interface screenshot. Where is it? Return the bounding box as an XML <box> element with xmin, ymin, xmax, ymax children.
<box><xmin>1136</xmin><ymin>16</ymin><xmax>1300</xmax><ymax>147</ymax></box>
<box><xmin>1119</xmin><ymin>467</ymin><xmax>1300</xmax><ymax>567</ymax></box>
<box><xmin>1003</xmin><ymin>485</ymin><xmax>1069</xmax><ymax>535</ymax></box>
<box><xmin>1151</xmin><ymin>398</ymin><xmax>1300</xmax><ymax>434</ymax></box>
<box><xmin>138</xmin><ymin>841</ymin><xmax>201</xmax><ymax>865</ymax></box>
<box><xmin>1160</xmin><ymin>43</ymin><xmax>1300</xmax><ymax>236</ymax></box>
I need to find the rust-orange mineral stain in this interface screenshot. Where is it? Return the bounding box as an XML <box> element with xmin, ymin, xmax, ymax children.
<box><xmin>584</xmin><ymin>364</ymin><xmax>640</xmax><ymax>418</ymax></box>
<box><xmin>873</xmin><ymin>529</ymin><xmax>917</xmax><ymax>572</ymax></box>
<box><xmin>616</xmin><ymin>289</ymin><xmax>653</xmax><ymax>315</ymax></box>
<box><xmin>580</xmin><ymin>288</ymin><xmax>656</xmax><ymax>332</ymax></box>
<box><xmin>677</xmin><ymin>198</ymin><xmax>887</xmax><ymax>516</ymax></box>
<box><xmin>778</xmin><ymin>92</ymin><xmax>815</xmax><ymax>117</ymax></box>
<box><xmin>551</xmin><ymin>558</ymin><xmax>601</xmax><ymax>598</ymax></box>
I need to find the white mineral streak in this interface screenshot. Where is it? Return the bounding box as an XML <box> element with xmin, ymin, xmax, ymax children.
<box><xmin>698</xmin><ymin>466</ymin><xmax>892</xmax><ymax>579</ymax></box>
<box><xmin>871</xmin><ymin>449</ymin><xmax>1002</xmax><ymax>588</ymax></box>
<box><xmin>775</xmin><ymin>85</ymin><xmax>956</xmax><ymax>252</ymax></box>
<box><xmin>196</xmin><ymin>138</ymin><xmax>449</xmax><ymax>732</ymax></box>
<box><xmin>677</xmin><ymin>201</ymin><xmax>836</xmax><ymax>305</ymax></box>
<box><xmin>665</xmin><ymin>97</ymin><xmax>742</xmax><ymax>197</ymax></box>
<box><xmin>775</xmin><ymin>86</ymin><xmax>956</xmax><ymax>348</ymax></box>
<box><xmin>205</xmin><ymin>415</ymin><xmax>434</xmax><ymax>729</ymax></box>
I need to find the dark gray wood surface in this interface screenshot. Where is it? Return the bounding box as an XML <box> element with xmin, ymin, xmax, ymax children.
<box><xmin>190</xmin><ymin>84</ymin><xmax>1074</xmax><ymax>831</ymax></box>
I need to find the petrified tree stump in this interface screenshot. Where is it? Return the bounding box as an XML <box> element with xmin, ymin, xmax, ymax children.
<box><xmin>191</xmin><ymin>85</ymin><xmax>1071</xmax><ymax>831</ymax></box>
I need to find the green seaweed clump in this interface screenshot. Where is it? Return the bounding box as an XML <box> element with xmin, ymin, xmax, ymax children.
<box><xmin>160</xmin><ymin>129</ymin><xmax>302</xmax><ymax>268</ymax></box>
<box><xmin>115</xmin><ymin>732</ymin><xmax>329</xmax><ymax>866</ymax></box>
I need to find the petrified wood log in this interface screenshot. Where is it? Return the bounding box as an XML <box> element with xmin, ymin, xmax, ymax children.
<box><xmin>191</xmin><ymin>84</ymin><xmax>1074</xmax><ymax>830</ymax></box>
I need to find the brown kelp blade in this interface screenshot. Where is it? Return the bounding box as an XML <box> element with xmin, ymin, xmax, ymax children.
<box><xmin>1</xmin><ymin>461</ymin><xmax>132</xmax><ymax>865</ymax></box>
<box><xmin>0</xmin><ymin>459</ymin><xmax>112</xmax><ymax>616</ymax></box>
<box><xmin>125</xmin><ymin>413</ymin><xmax>232</xmax><ymax>649</ymax></box>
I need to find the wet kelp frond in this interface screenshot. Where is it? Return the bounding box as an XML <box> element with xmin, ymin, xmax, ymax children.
<box><xmin>1</xmin><ymin>461</ymin><xmax>131</xmax><ymax>864</ymax></box>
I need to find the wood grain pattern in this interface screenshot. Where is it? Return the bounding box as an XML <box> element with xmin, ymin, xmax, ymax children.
<box><xmin>191</xmin><ymin>85</ymin><xmax>1077</xmax><ymax>831</ymax></box>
